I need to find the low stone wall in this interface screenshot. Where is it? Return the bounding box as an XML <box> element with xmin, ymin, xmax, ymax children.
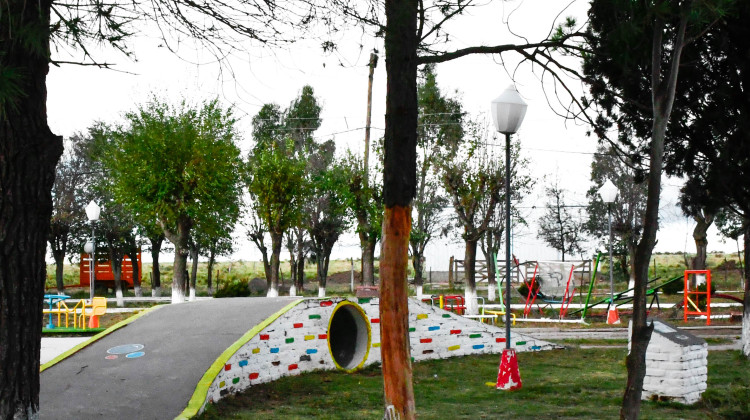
<box><xmin>203</xmin><ymin>297</ymin><xmax>558</xmax><ymax>412</ymax></box>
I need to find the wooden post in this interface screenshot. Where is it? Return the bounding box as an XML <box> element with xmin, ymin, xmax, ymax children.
<box><xmin>448</xmin><ymin>256</ymin><xmax>454</xmax><ymax>289</ymax></box>
<box><xmin>363</xmin><ymin>52</ymin><xmax>378</xmax><ymax>187</ymax></box>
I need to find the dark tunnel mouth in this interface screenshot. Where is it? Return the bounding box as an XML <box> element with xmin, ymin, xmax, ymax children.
<box><xmin>327</xmin><ymin>302</ymin><xmax>371</xmax><ymax>372</ymax></box>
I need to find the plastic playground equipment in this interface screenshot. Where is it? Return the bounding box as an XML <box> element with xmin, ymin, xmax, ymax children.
<box><xmin>41</xmin><ymin>295</ymin><xmax>107</xmax><ymax>330</ymax></box>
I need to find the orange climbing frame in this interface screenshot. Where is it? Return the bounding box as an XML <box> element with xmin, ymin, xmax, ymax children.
<box><xmin>683</xmin><ymin>270</ymin><xmax>711</xmax><ymax>326</ymax></box>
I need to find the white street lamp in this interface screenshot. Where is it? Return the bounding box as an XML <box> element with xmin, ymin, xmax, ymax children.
<box><xmin>85</xmin><ymin>201</ymin><xmax>100</xmax><ymax>301</ymax></box>
<box><xmin>598</xmin><ymin>180</ymin><xmax>619</xmax><ymax>324</ymax></box>
<box><xmin>491</xmin><ymin>85</ymin><xmax>527</xmax><ymax>356</ymax></box>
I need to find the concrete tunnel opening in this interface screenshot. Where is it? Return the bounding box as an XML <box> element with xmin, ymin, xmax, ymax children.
<box><xmin>328</xmin><ymin>302</ymin><xmax>371</xmax><ymax>371</ymax></box>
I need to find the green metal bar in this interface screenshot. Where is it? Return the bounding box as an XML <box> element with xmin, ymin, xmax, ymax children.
<box><xmin>581</xmin><ymin>252</ymin><xmax>602</xmax><ymax>320</ymax></box>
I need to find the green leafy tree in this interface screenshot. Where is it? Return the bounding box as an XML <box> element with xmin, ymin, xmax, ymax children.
<box><xmin>103</xmin><ymin>97</ymin><xmax>243</xmax><ymax>304</ymax></box>
<box><xmin>583</xmin><ymin>1</ymin><xmax>733</xmax><ymax>415</ymax></box>
<box><xmin>411</xmin><ymin>65</ymin><xmax>461</xmax><ymax>296</ymax></box>
<box><xmin>48</xmin><ymin>143</ymin><xmax>88</xmax><ymax>293</ymax></box>
<box><xmin>306</xmin><ymin>142</ymin><xmax>352</xmax><ymax>296</ymax></box>
<box><xmin>246</xmin><ymin>140</ymin><xmax>307</xmax><ymax>297</ymax></box>
<box><xmin>479</xmin><ymin>142</ymin><xmax>533</xmax><ymax>302</ymax></box>
<box><xmin>343</xmin><ymin>152</ymin><xmax>383</xmax><ymax>286</ymax></box>
<box><xmin>440</xmin><ymin>121</ymin><xmax>531</xmax><ymax>315</ymax></box>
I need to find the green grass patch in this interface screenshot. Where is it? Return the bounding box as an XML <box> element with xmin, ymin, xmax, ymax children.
<box><xmin>197</xmin><ymin>349</ymin><xmax>749</xmax><ymax>419</ymax></box>
<box><xmin>41</xmin><ymin>327</ymin><xmax>106</xmax><ymax>336</ymax></box>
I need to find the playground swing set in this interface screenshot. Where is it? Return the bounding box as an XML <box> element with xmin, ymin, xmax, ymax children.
<box><xmin>475</xmin><ymin>252</ymin><xmax>720</xmax><ymax>325</ymax></box>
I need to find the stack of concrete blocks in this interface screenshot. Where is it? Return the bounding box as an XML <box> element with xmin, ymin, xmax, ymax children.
<box><xmin>203</xmin><ymin>297</ymin><xmax>559</xmax><ymax>412</ymax></box>
<box><xmin>629</xmin><ymin>319</ymin><xmax>707</xmax><ymax>404</ymax></box>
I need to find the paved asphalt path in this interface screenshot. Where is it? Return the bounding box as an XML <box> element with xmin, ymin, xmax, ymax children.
<box><xmin>40</xmin><ymin>297</ymin><xmax>298</xmax><ymax>420</ymax></box>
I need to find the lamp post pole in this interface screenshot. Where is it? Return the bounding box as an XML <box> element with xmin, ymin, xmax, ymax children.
<box><xmin>597</xmin><ymin>180</ymin><xmax>618</xmax><ymax>324</ymax></box>
<box><xmin>607</xmin><ymin>203</ymin><xmax>614</xmax><ymax>304</ymax></box>
<box><xmin>504</xmin><ymin>132</ymin><xmax>512</xmax><ymax>349</ymax></box>
<box><xmin>85</xmin><ymin>200</ymin><xmax>101</xmax><ymax>301</ymax></box>
<box><xmin>491</xmin><ymin>85</ymin><xmax>527</xmax><ymax>390</ymax></box>
<box><xmin>90</xmin><ymin>225</ymin><xmax>95</xmax><ymax>301</ymax></box>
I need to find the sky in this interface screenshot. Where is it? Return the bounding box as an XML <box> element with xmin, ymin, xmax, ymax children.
<box><xmin>45</xmin><ymin>0</ymin><xmax>739</xmax><ymax>268</ymax></box>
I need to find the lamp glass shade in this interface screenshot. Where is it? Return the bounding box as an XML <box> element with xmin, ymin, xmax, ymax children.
<box><xmin>84</xmin><ymin>240</ymin><xmax>95</xmax><ymax>254</ymax></box>
<box><xmin>598</xmin><ymin>179</ymin><xmax>619</xmax><ymax>203</ymax></box>
<box><xmin>491</xmin><ymin>85</ymin><xmax>528</xmax><ymax>134</ymax></box>
<box><xmin>85</xmin><ymin>200</ymin><xmax>100</xmax><ymax>221</ymax></box>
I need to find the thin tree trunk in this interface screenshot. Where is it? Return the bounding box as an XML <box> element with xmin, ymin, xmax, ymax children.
<box><xmin>268</xmin><ymin>231</ymin><xmax>283</xmax><ymax>297</ymax></box>
<box><xmin>464</xmin><ymin>239</ymin><xmax>479</xmax><ymax>315</ymax></box>
<box><xmin>316</xmin><ymin>248</ymin><xmax>331</xmax><ymax>298</ymax></box>
<box><xmin>207</xmin><ymin>251</ymin><xmax>215</xmax><ymax>296</ymax></box>
<box><xmin>0</xmin><ymin>2</ymin><xmax>61</xmax><ymax>415</ymax></box>
<box><xmin>691</xmin><ymin>212</ymin><xmax>714</xmax><ymax>276</ymax></box>
<box><xmin>362</xmin><ymin>238</ymin><xmax>376</xmax><ymax>286</ymax></box>
<box><xmin>189</xmin><ymin>245</ymin><xmax>199</xmax><ymax>301</ymax></box>
<box><xmin>295</xmin><ymin>254</ymin><xmax>305</xmax><ymax>292</ymax></box>
<box><xmin>150</xmin><ymin>236</ymin><xmax>163</xmax><ymax>297</ymax></box>
<box><xmin>741</xmin><ymin>224</ymin><xmax>750</xmax><ymax>357</ymax></box>
<box><xmin>109</xmin><ymin>248</ymin><xmax>125</xmax><ymax>307</ymax></box>
<box><xmin>53</xmin><ymin>251</ymin><xmax>66</xmax><ymax>294</ymax></box>
<box><xmin>621</xmin><ymin>11</ymin><xmax>688</xmax><ymax>418</ymax></box>
<box><xmin>411</xmin><ymin>246</ymin><xmax>424</xmax><ymax>296</ymax></box>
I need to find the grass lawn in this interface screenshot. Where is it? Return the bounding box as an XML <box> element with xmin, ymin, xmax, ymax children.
<box><xmin>198</xmin><ymin>349</ymin><xmax>750</xmax><ymax>420</ymax></box>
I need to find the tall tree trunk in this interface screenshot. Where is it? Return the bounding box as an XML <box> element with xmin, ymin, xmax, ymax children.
<box><xmin>316</xmin><ymin>247</ymin><xmax>331</xmax><ymax>298</ymax></box>
<box><xmin>127</xmin><ymin>243</ymin><xmax>142</xmax><ymax>298</ymax></box>
<box><xmin>267</xmin><ymin>231</ymin><xmax>283</xmax><ymax>297</ymax></box>
<box><xmin>380</xmin><ymin>207</ymin><xmax>415</xmax><ymax>419</ymax></box>
<box><xmin>411</xmin><ymin>243</ymin><xmax>424</xmax><ymax>296</ymax></box>
<box><xmin>286</xmin><ymin>233</ymin><xmax>297</xmax><ymax>295</ymax></box>
<box><xmin>362</xmin><ymin>237</ymin><xmax>376</xmax><ymax>286</ymax></box>
<box><xmin>295</xmin><ymin>252</ymin><xmax>305</xmax><ymax>292</ymax></box>
<box><xmin>189</xmin><ymin>245</ymin><xmax>199</xmax><ymax>301</ymax></box>
<box><xmin>109</xmin><ymin>248</ymin><xmax>125</xmax><ymax>307</ymax></box>
<box><xmin>53</xmin><ymin>250</ymin><xmax>65</xmax><ymax>294</ymax></box>
<box><xmin>150</xmin><ymin>235</ymin><xmax>163</xmax><ymax>297</ymax></box>
<box><xmin>621</xmin><ymin>12</ymin><xmax>687</xmax><ymax>418</ymax></box>
<box><xmin>463</xmin><ymin>238</ymin><xmax>479</xmax><ymax>315</ymax></box>
<box><xmin>691</xmin><ymin>212</ymin><xmax>714</xmax><ymax>288</ymax></box>
<box><xmin>741</xmin><ymin>224</ymin><xmax>750</xmax><ymax>357</ymax></box>
<box><xmin>0</xmin><ymin>2</ymin><xmax>61</xmax><ymax>416</ymax></box>
<box><xmin>165</xmin><ymin>217</ymin><xmax>191</xmax><ymax>303</ymax></box>
<box><xmin>381</xmin><ymin>0</ymin><xmax>418</xmax><ymax>416</ymax></box>
<box><xmin>207</xmin><ymin>251</ymin><xmax>215</xmax><ymax>296</ymax></box>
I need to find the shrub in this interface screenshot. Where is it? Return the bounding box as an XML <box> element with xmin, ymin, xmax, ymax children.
<box><xmin>214</xmin><ymin>280</ymin><xmax>250</xmax><ymax>298</ymax></box>
<box><xmin>660</xmin><ymin>277</ymin><xmax>684</xmax><ymax>295</ymax></box>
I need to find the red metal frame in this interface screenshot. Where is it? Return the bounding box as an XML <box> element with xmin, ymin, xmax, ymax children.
<box><xmin>683</xmin><ymin>269</ymin><xmax>711</xmax><ymax>326</ymax></box>
<box><xmin>443</xmin><ymin>294</ymin><xmax>466</xmax><ymax>315</ymax></box>
<box><xmin>79</xmin><ymin>252</ymin><xmax>142</xmax><ymax>288</ymax></box>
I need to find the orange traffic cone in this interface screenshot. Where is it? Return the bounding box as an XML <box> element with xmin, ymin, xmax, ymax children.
<box><xmin>495</xmin><ymin>348</ymin><xmax>522</xmax><ymax>391</ymax></box>
<box><xmin>607</xmin><ymin>307</ymin><xmax>620</xmax><ymax>325</ymax></box>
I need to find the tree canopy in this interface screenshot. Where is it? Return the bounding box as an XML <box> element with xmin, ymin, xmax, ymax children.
<box><xmin>103</xmin><ymin>97</ymin><xmax>243</xmax><ymax>302</ymax></box>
